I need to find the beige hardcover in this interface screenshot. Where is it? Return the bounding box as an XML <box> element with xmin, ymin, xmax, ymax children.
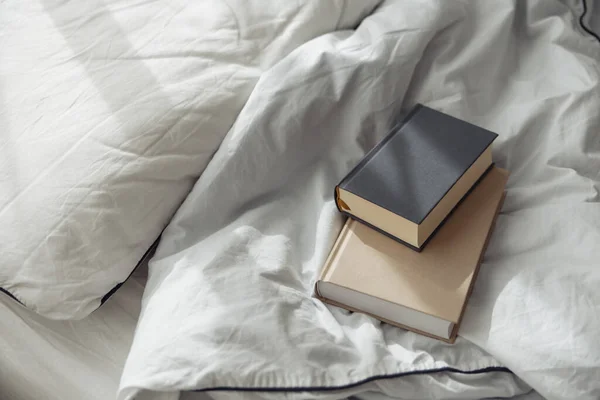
<box><xmin>316</xmin><ymin>167</ymin><xmax>508</xmax><ymax>343</ymax></box>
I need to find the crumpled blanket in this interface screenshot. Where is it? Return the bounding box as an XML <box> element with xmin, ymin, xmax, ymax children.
<box><xmin>120</xmin><ymin>1</ymin><xmax>600</xmax><ymax>399</ymax></box>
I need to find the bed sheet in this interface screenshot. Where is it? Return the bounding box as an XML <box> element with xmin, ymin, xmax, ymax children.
<box><xmin>0</xmin><ymin>265</ymin><xmax>142</xmax><ymax>400</ymax></box>
<box><xmin>0</xmin><ymin>263</ymin><xmax>211</xmax><ymax>400</ymax></box>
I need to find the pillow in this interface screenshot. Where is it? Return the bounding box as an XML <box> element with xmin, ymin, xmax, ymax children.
<box><xmin>0</xmin><ymin>0</ymin><xmax>379</xmax><ymax>319</ymax></box>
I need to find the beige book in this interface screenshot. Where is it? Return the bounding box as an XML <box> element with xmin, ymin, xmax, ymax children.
<box><xmin>316</xmin><ymin>167</ymin><xmax>508</xmax><ymax>343</ymax></box>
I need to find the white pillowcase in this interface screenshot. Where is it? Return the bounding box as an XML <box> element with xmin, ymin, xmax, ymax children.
<box><xmin>0</xmin><ymin>0</ymin><xmax>379</xmax><ymax>319</ymax></box>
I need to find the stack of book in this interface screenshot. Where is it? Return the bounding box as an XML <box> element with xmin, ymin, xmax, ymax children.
<box><xmin>315</xmin><ymin>104</ymin><xmax>507</xmax><ymax>343</ymax></box>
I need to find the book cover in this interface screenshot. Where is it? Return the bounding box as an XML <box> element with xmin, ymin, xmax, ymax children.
<box><xmin>335</xmin><ymin>104</ymin><xmax>498</xmax><ymax>251</ymax></box>
<box><xmin>318</xmin><ymin>167</ymin><xmax>508</xmax><ymax>343</ymax></box>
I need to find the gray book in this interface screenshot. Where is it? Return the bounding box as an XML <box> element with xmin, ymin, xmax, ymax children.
<box><xmin>335</xmin><ymin>104</ymin><xmax>498</xmax><ymax>251</ymax></box>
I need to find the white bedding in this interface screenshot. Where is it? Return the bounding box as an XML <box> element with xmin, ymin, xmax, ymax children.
<box><xmin>0</xmin><ymin>283</ymin><xmax>543</xmax><ymax>400</ymax></box>
<box><xmin>0</xmin><ymin>268</ymin><xmax>543</xmax><ymax>400</ymax></box>
<box><xmin>0</xmin><ymin>264</ymin><xmax>214</xmax><ymax>400</ymax></box>
<box><xmin>2</xmin><ymin>1</ymin><xmax>600</xmax><ymax>400</ymax></box>
<box><xmin>0</xmin><ymin>266</ymin><xmax>145</xmax><ymax>400</ymax></box>
<box><xmin>118</xmin><ymin>0</ymin><xmax>600</xmax><ymax>400</ymax></box>
<box><xmin>0</xmin><ymin>276</ymin><xmax>541</xmax><ymax>400</ymax></box>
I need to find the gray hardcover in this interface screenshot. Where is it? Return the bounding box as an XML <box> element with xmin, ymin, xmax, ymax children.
<box><xmin>338</xmin><ymin>104</ymin><xmax>498</xmax><ymax>224</ymax></box>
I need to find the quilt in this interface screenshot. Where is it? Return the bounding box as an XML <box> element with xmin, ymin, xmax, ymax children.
<box><xmin>119</xmin><ymin>1</ymin><xmax>600</xmax><ymax>400</ymax></box>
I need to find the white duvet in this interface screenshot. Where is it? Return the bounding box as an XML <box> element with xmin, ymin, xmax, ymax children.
<box><xmin>118</xmin><ymin>1</ymin><xmax>600</xmax><ymax>400</ymax></box>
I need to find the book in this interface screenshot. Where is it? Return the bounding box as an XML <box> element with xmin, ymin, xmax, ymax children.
<box><xmin>317</xmin><ymin>167</ymin><xmax>508</xmax><ymax>343</ymax></box>
<box><xmin>335</xmin><ymin>104</ymin><xmax>498</xmax><ymax>251</ymax></box>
